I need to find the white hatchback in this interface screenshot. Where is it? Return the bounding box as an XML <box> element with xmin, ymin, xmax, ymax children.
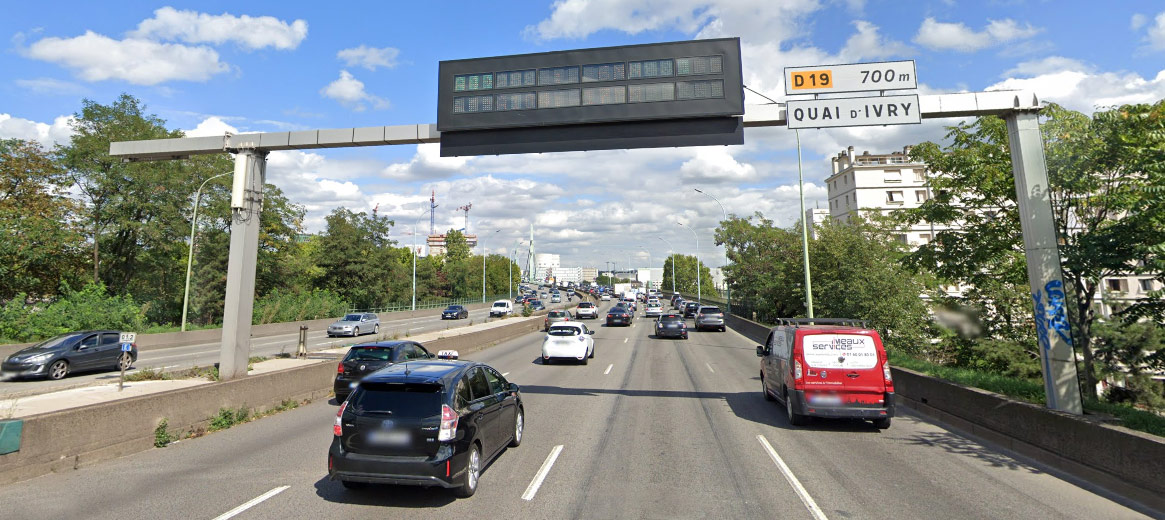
<box><xmin>541</xmin><ymin>322</ymin><xmax>595</xmax><ymax>365</ymax></box>
<box><xmin>645</xmin><ymin>302</ymin><xmax>663</xmax><ymax>317</ymax></box>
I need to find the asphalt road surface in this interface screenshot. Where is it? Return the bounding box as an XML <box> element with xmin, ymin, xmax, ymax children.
<box><xmin>0</xmin><ymin>301</ymin><xmax>1153</xmax><ymax>520</ymax></box>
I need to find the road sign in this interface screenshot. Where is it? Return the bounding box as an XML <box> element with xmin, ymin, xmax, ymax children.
<box><xmin>121</xmin><ymin>343</ymin><xmax>133</xmax><ymax>352</ymax></box>
<box><xmin>786</xmin><ymin>94</ymin><xmax>921</xmax><ymax>129</ymax></box>
<box><xmin>784</xmin><ymin>60</ymin><xmax>917</xmax><ymax>95</ymax></box>
<box><xmin>119</xmin><ymin>332</ymin><xmax>136</xmax><ymax>344</ymax></box>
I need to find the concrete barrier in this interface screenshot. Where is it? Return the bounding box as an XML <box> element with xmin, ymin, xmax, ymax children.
<box><xmin>721</xmin><ymin>313</ymin><xmax>1165</xmax><ymax>512</ymax></box>
<box><xmin>0</xmin><ymin>313</ymin><xmax>543</xmax><ymax>486</ymax></box>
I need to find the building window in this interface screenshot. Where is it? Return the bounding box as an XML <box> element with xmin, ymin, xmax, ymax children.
<box><xmin>886</xmin><ymin>191</ymin><xmax>904</xmax><ymax>204</ymax></box>
<box><xmin>919</xmin><ymin>233</ymin><xmax>932</xmax><ymax>244</ymax></box>
<box><xmin>894</xmin><ymin>234</ymin><xmax>907</xmax><ymax>244</ymax></box>
<box><xmin>916</xmin><ymin>190</ymin><xmax>929</xmax><ymax>203</ymax></box>
<box><xmin>1140</xmin><ymin>279</ymin><xmax>1155</xmax><ymax>291</ymax></box>
<box><xmin>884</xmin><ymin>169</ymin><xmax>902</xmax><ymax>182</ymax></box>
<box><xmin>1106</xmin><ymin>279</ymin><xmax>1126</xmax><ymax>292</ymax></box>
<box><xmin>914</xmin><ymin>169</ymin><xmax>926</xmax><ymax>181</ymax></box>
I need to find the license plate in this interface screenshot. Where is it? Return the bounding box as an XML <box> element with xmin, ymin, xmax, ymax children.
<box><xmin>367</xmin><ymin>430</ymin><xmax>410</xmax><ymax>446</ymax></box>
<box><xmin>809</xmin><ymin>394</ymin><xmax>843</xmax><ymax>406</ymax></box>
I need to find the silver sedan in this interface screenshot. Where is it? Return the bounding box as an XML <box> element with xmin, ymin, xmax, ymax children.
<box><xmin>327</xmin><ymin>313</ymin><xmax>380</xmax><ymax>337</ymax></box>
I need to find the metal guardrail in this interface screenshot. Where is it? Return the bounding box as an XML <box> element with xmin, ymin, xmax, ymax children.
<box><xmin>350</xmin><ymin>294</ymin><xmax>513</xmax><ymax>314</ymax></box>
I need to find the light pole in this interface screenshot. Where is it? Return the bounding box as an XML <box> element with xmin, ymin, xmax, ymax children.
<box><xmin>694</xmin><ymin>188</ymin><xmax>730</xmax><ymax>312</ymax></box>
<box><xmin>181</xmin><ymin>171</ymin><xmax>230</xmax><ymax>332</ymax></box>
<box><xmin>657</xmin><ymin>236</ymin><xmax>676</xmax><ymax>294</ymax></box>
<box><xmin>483</xmin><ymin>229</ymin><xmax>500</xmax><ymax>303</ymax></box>
<box><xmin>412</xmin><ymin>211</ymin><xmax>427</xmax><ymax>311</ymax></box>
<box><xmin>795</xmin><ymin>130</ymin><xmax>815</xmax><ymax>318</ymax></box>
<box><xmin>677</xmin><ymin>222</ymin><xmax>701</xmax><ymax>302</ymax></box>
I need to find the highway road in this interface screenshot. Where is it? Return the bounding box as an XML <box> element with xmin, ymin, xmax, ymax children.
<box><xmin>0</xmin><ymin>300</ymin><xmax>1153</xmax><ymax>520</ymax></box>
<box><xmin>0</xmin><ymin>305</ymin><xmax>500</xmax><ymax>399</ymax></box>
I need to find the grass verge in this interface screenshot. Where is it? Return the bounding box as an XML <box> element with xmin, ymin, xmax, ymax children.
<box><xmin>889</xmin><ymin>351</ymin><xmax>1165</xmax><ymax>438</ymax></box>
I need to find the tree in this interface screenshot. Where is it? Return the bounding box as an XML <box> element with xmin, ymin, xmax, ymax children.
<box><xmin>715</xmin><ymin>213</ymin><xmax>804</xmax><ymax>322</ymax></box>
<box><xmin>901</xmin><ymin>102</ymin><xmax>1165</xmax><ymax>398</ymax></box>
<box><xmin>0</xmin><ymin>139</ymin><xmax>86</xmax><ymax>301</ymax></box>
<box><xmin>311</xmin><ymin>207</ymin><xmax>398</xmax><ymax>309</ymax></box>
<box><xmin>661</xmin><ymin>253</ymin><xmax>717</xmax><ymax>297</ymax></box>
<box><xmin>443</xmin><ymin>229</ymin><xmax>471</xmax><ymax>262</ymax></box>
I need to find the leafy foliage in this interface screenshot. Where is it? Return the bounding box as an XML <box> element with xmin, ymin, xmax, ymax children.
<box><xmin>660</xmin><ymin>254</ymin><xmax>718</xmax><ymax>297</ymax></box>
<box><xmin>0</xmin><ymin>283</ymin><xmax>146</xmax><ymax>342</ymax></box>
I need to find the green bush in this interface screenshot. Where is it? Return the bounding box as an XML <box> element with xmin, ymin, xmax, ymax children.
<box><xmin>154</xmin><ymin>419</ymin><xmax>174</xmax><ymax>448</ymax></box>
<box><xmin>209</xmin><ymin>406</ymin><xmax>250</xmax><ymax>431</ymax></box>
<box><xmin>0</xmin><ymin>283</ymin><xmax>147</xmax><ymax>342</ymax></box>
<box><xmin>252</xmin><ymin>288</ymin><xmax>349</xmax><ymax>325</ymax></box>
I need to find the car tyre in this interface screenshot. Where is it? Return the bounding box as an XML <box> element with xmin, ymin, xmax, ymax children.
<box><xmin>544</xmin><ymin>357</ymin><xmax>552</xmax><ymax>365</ymax></box>
<box><xmin>353</xmin><ymin>327</ymin><xmax>360</xmax><ymax>336</ymax></box>
<box><xmin>115</xmin><ymin>352</ymin><xmax>133</xmax><ymax>371</ymax></box>
<box><xmin>373</xmin><ymin>324</ymin><xmax>380</xmax><ymax>334</ymax></box>
<box><xmin>508</xmin><ymin>408</ymin><xmax>524</xmax><ymax>447</ymax></box>
<box><xmin>453</xmin><ymin>444</ymin><xmax>481</xmax><ymax>498</ymax></box>
<box><xmin>873</xmin><ymin>417</ymin><xmax>892</xmax><ymax>430</ymax></box>
<box><xmin>785</xmin><ymin>389</ymin><xmax>808</xmax><ymax>426</ymax></box>
<box><xmin>580</xmin><ymin>355</ymin><xmax>588</xmax><ymax>365</ymax></box>
<box><xmin>48</xmin><ymin>359</ymin><xmax>69</xmax><ymax>380</ymax></box>
<box><xmin>589</xmin><ymin>345</ymin><xmax>595</xmax><ymax>358</ymax></box>
<box><xmin>340</xmin><ymin>480</ymin><xmax>367</xmax><ymax>490</ymax></box>
<box><xmin>762</xmin><ymin>376</ymin><xmax>775</xmax><ymax>401</ymax></box>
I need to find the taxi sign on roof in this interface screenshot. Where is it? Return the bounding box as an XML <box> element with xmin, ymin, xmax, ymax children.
<box><xmin>784</xmin><ymin>60</ymin><xmax>917</xmax><ymax>95</ymax></box>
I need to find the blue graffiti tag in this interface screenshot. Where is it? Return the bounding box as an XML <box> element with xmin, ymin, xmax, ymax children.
<box><xmin>1044</xmin><ymin>280</ymin><xmax>1073</xmax><ymax>345</ymax></box>
<box><xmin>1031</xmin><ymin>288</ymin><xmax>1057</xmax><ymax>408</ymax></box>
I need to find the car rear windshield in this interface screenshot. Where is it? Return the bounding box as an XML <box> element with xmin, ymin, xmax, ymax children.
<box><xmin>492</xmin><ymin>302</ymin><xmax>507</xmax><ymax>307</ymax></box>
<box><xmin>548</xmin><ymin>326</ymin><xmax>580</xmax><ymax>336</ymax></box>
<box><xmin>343</xmin><ymin>314</ymin><xmax>363</xmax><ymax>321</ymax></box>
<box><xmin>802</xmin><ymin>334</ymin><xmax>879</xmax><ymax>370</ymax></box>
<box><xmin>346</xmin><ymin>346</ymin><xmax>394</xmax><ymax>361</ymax></box>
<box><xmin>548</xmin><ymin>310</ymin><xmax>567</xmax><ymax>317</ymax></box>
<box><xmin>349</xmin><ymin>382</ymin><xmax>442</xmax><ymax>417</ymax></box>
<box><xmin>578</xmin><ymin>302</ymin><xmax>594</xmax><ymax>308</ymax></box>
<box><xmin>700</xmin><ymin>307</ymin><xmax>722</xmax><ymax>314</ymax></box>
<box><xmin>660</xmin><ymin>315</ymin><xmax>683</xmax><ymax>322</ymax></box>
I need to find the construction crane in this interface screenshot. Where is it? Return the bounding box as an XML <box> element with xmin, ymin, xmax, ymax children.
<box><xmin>457</xmin><ymin>203</ymin><xmax>472</xmax><ymax>233</ymax></box>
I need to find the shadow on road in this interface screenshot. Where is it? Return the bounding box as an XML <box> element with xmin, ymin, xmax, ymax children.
<box><xmin>313</xmin><ymin>476</ymin><xmax>456</xmax><ymax>508</ymax></box>
<box><xmin>904</xmin><ymin>430</ymin><xmax>1041</xmax><ymax>473</ymax></box>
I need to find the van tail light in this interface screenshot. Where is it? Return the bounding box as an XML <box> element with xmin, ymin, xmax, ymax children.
<box><xmin>438</xmin><ymin>404</ymin><xmax>458</xmax><ymax>441</ymax></box>
<box><xmin>793</xmin><ymin>360</ymin><xmax>804</xmax><ymax>384</ymax></box>
<box><xmin>883</xmin><ymin>362</ymin><xmax>895</xmax><ymax>392</ymax></box>
<box><xmin>337</xmin><ymin>362</ymin><xmax>345</xmax><ymax>374</ymax></box>
<box><xmin>334</xmin><ymin>401</ymin><xmax>347</xmax><ymax>436</ymax></box>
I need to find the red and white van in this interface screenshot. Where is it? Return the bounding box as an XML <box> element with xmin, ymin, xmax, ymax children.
<box><xmin>757</xmin><ymin>318</ymin><xmax>894</xmax><ymax>429</ymax></box>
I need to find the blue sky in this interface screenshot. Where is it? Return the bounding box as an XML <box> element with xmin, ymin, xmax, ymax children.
<box><xmin>3</xmin><ymin>1</ymin><xmax>1164</xmax><ymax>268</ymax></box>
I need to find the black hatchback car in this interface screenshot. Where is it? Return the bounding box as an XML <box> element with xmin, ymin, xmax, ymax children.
<box><xmin>329</xmin><ymin>358</ymin><xmax>523</xmax><ymax>498</ymax></box>
<box><xmin>441</xmin><ymin>305</ymin><xmax>469</xmax><ymax>320</ymax></box>
<box><xmin>683</xmin><ymin>301</ymin><xmax>701</xmax><ymax>318</ymax></box>
<box><xmin>334</xmin><ymin>341</ymin><xmax>433</xmax><ymax>402</ymax></box>
<box><xmin>2</xmin><ymin>330</ymin><xmax>138</xmax><ymax>380</ymax></box>
<box><xmin>654</xmin><ymin>314</ymin><xmax>688</xmax><ymax>339</ymax></box>
<box><xmin>606</xmin><ymin>307</ymin><xmax>633</xmax><ymax>326</ymax></box>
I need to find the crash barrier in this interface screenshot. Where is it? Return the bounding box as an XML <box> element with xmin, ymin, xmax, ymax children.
<box><xmin>0</xmin><ymin>316</ymin><xmax>545</xmax><ymax>486</ymax></box>
<box><xmin>0</xmin><ymin>301</ymin><xmax>499</xmax><ymax>359</ymax></box>
<box><xmin>723</xmin><ymin>312</ymin><xmax>1165</xmax><ymax>513</ymax></box>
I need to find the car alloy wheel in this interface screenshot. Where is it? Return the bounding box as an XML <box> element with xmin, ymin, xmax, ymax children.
<box><xmin>48</xmin><ymin>359</ymin><xmax>69</xmax><ymax>380</ymax></box>
<box><xmin>353</xmin><ymin>327</ymin><xmax>360</xmax><ymax>336</ymax></box>
<box><xmin>509</xmin><ymin>409</ymin><xmax>524</xmax><ymax>447</ymax></box>
<box><xmin>455</xmin><ymin>445</ymin><xmax>481</xmax><ymax>497</ymax></box>
<box><xmin>374</xmin><ymin>324</ymin><xmax>380</xmax><ymax>334</ymax></box>
<box><xmin>117</xmin><ymin>352</ymin><xmax>132</xmax><ymax>371</ymax></box>
<box><xmin>786</xmin><ymin>389</ymin><xmax>808</xmax><ymax>426</ymax></box>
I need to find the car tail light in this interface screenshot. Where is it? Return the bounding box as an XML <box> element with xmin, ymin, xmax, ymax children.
<box><xmin>438</xmin><ymin>404</ymin><xmax>458</xmax><ymax>441</ymax></box>
<box><xmin>883</xmin><ymin>362</ymin><xmax>895</xmax><ymax>392</ymax></box>
<box><xmin>337</xmin><ymin>362</ymin><xmax>344</xmax><ymax>374</ymax></box>
<box><xmin>793</xmin><ymin>360</ymin><xmax>804</xmax><ymax>384</ymax></box>
<box><xmin>334</xmin><ymin>401</ymin><xmax>347</xmax><ymax>436</ymax></box>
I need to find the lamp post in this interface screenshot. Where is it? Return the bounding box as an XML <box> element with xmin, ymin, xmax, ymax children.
<box><xmin>677</xmin><ymin>222</ymin><xmax>701</xmax><ymax>302</ymax></box>
<box><xmin>181</xmin><ymin>171</ymin><xmax>230</xmax><ymax>332</ymax></box>
<box><xmin>483</xmin><ymin>229</ymin><xmax>500</xmax><ymax>303</ymax></box>
<box><xmin>657</xmin><ymin>236</ymin><xmax>676</xmax><ymax>294</ymax></box>
<box><xmin>694</xmin><ymin>188</ymin><xmax>730</xmax><ymax>312</ymax></box>
<box><xmin>795</xmin><ymin>130</ymin><xmax>815</xmax><ymax>318</ymax></box>
<box><xmin>412</xmin><ymin>211</ymin><xmax>427</xmax><ymax>311</ymax></box>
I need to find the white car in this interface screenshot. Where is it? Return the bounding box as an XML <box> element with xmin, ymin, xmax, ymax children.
<box><xmin>575</xmin><ymin>302</ymin><xmax>599</xmax><ymax>319</ymax></box>
<box><xmin>645</xmin><ymin>302</ymin><xmax>663</xmax><ymax>317</ymax></box>
<box><xmin>541</xmin><ymin>322</ymin><xmax>595</xmax><ymax>365</ymax></box>
<box><xmin>489</xmin><ymin>300</ymin><xmax>513</xmax><ymax>317</ymax></box>
<box><xmin>600</xmin><ymin>294</ymin><xmax>612</xmax><ymax>301</ymax></box>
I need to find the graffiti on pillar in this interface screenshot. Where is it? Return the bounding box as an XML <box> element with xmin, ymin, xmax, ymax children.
<box><xmin>1043</xmin><ymin>280</ymin><xmax>1072</xmax><ymax>345</ymax></box>
<box><xmin>1032</xmin><ymin>279</ymin><xmax>1072</xmax><ymax>408</ymax></box>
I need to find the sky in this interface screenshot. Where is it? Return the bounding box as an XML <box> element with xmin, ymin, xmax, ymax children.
<box><xmin>2</xmin><ymin>1</ymin><xmax>1165</xmax><ymax>270</ymax></box>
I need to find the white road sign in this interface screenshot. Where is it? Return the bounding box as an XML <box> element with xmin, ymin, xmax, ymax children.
<box><xmin>784</xmin><ymin>60</ymin><xmax>917</xmax><ymax>95</ymax></box>
<box><xmin>786</xmin><ymin>95</ymin><xmax>921</xmax><ymax>129</ymax></box>
<box><xmin>119</xmin><ymin>332</ymin><xmax>137</xmax><ymax>344</ymax></box>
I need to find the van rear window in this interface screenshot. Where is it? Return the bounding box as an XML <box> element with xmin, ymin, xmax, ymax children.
<box><xmin>802</xmin><ymin>334</ymin><xmax>879</xmax><ymax>369</ymax></box>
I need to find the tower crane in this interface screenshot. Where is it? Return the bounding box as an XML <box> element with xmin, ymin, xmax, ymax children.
<box><xmin>457</xmin><ymin>203</ymin><xmax>472</xmax><ymax>233</ymax></box>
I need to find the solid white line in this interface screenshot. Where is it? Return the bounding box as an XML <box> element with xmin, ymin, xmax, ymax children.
<box><xmin>706</xmin><ymin>362</ymin><xmax>715</xmax><ymax>373</ymax></box>
<box><xmin>604</xmin><ymin>364</ymin><xmax>613</xmax><ymax>375</ymax></box>
<box><xmin>756</xmin><ymin>435</ymin><xmax>828</xmax><ymax>520</ymax></box>
<box><xmin>212</xmin><ymin>485</ymin><xmax>290</xmax><ymax>520</ymax></box>
<box><xmin>623</xmin><ymin>338</ymin><xmax>628</xmax><ymax>344</ymax></box>
<box><xmin>522</xmin><ymin>445</ymin><xmax>564</xmax><ymax>501</ymax></box>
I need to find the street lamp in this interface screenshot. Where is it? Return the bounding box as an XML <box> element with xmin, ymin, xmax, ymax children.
<box><xmin>412</xmin><ymin>211</ymin><xmax>427</xmax><ymax>311</ymax></box>
<box><xmin>677</xmin><ymin>221</ymin><xmax>701</xmax><ymax>302</ymax></box>
<box><xmin>694</xmin><ymin>188</ymin><xmax>730</xmax><ymax>312</ymax></box>
<box><xmin>657</xmin><ymin>236</ymin><xmax>676</xmax><ymax>294</ymax></box>
<box><xmin>181</xmin><ymin>171</ymin><xmax>230</xmax><ymax>332</ymax></box>
<box><xmin>483</xmin><ymin>229</ymin><xmax>500</xmax><ymax>303</ymax></box>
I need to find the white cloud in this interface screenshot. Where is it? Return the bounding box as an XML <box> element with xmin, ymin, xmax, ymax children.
<box><xmin>382</xmin><ymin>143</ymin><xmax>470</xmax><ymax>181</ymax></box>
<box><xmin>129</xmin><ymin>7</ymin><xmax>308</xmax><ymax>50</ymax></box>
<box><xmin>989</xmin><ymin>67</ymin><xmax>1165</xmax><ymax>113</ymax></box>
<box><xmin>913</xmin><ymin>17</ymin><xmax>1042</xmax><ymax>52</ymax></box>
<box><xmin>320</xmin><ymin>70</ymin><xmax>390</xmax><ymax>111</ymax></box>
<box><xmin>337</xmin><ymin>45</ymin><xmax>400</xmax><ymax>70</ymax></box>
<box><xmin>0</xmin><ymin>113</ymin><xmax>75</xmax><ymax>148</ymax></box>
<box><xmin>13</xmin><ymin>77</ymin><xmax>89</xmax><ymax>95</ymax></box>
<box><xmin>839</xmin><ymin>20</ymin><xmax>913</xmax><ymax>61</ymax></box>
<box><xmin>1130</xmin><ymin>13</ymin><xmax>1147</xmax><ymax>31</ymax></box>
<box><xmin>183</xmin><ymin>116</ymin><xmax>239</xmax><ymax>137</ymax></box>
<box><xmin>1000</xmin><ymin>56</ymin><xmax>1092</xmax><ymax>78</ymax></box>
<box><xmin>678</xmin><ymin>147</ymin><xmax>756</xmax><ymax>183</ymax></box>
<box><xmin>25</xmin><ymin>31</ymin><xmax>228</xmax><ymax>85</ymax></box>
<box><xmin>1146</xmin><ymin>12</ymin><xmax>1165</xmax><ymax>51</ymax></box>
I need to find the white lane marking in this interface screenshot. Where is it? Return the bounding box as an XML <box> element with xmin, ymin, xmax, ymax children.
<box><xmin>706</xmin><ymin>363</ymin><xmax>715</xmax><ymax>373</ymax></box>
<box><xmin>408</xmin><ymin>327</ymin><xmax>425</xmax><ymax>331</ymax></box>
<box><xmin>756</xmin><ymin>435</ymin><xmax>828</xmax><ymax>520</ymax></box>
<box><xmin>603</xmin><ymin>364</ymin><xmax>613</xmax><ymax>375</ymax></box>
<box><xmin>522</xmin><ymin>445</ymin><xmax>564</xmax><ymax>501</ymax></box>
<box><xmin>502</xmin><ymin>372</ymin><xmax>510</xmax><ymax>377</ymax></box>
<box><xmin>212</xmin><ymin>485</ymin><xmax>290</xmax><ymax>520</ymax></box>
<box><xmin>623</xmin><ymin>338</ymin><xmax>628</xmax><ymax>344</ymax></box>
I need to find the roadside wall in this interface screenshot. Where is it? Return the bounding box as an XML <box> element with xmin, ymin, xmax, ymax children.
<box><xmin>723</xmin><ymin>313</ymin><xmax>1165</xmax><ymax>512</ymax></box>
<box><xmin>0</xmin><ymin>315</ymin><xmax>542</xmax><ymax>486</ymax></box>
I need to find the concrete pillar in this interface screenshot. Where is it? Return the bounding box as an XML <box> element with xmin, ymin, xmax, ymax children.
<box><xmin>219</xmin><ymin>150</ymin><xmax>267</xmax><ymax>381</ymax></box>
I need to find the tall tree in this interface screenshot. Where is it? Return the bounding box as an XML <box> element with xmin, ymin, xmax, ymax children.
<box><xmin>443</xmin><ymin>229</ymin><xmax>471</xmax><ymax>262</ymax></box>
<box><xmin>661</xmin><ymin>253</ymin><xmax>717</xmax><ymax>297</ymax></box>
<box><xmin>311</xmin><ymin>207</ymin><xmax>398</xmax><ymax>309</ymax></box>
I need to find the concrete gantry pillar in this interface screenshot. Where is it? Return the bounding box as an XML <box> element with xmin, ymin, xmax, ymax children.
<box><xmin>218</xmin><ymin>149</ymin><xmax>267</xmax><ymax>381</ymax></box>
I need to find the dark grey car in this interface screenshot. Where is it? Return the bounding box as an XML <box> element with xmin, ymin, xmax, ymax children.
<box><xmin>334</xmin><ymin>341</ymin><xmax>433</xmax><ymax>401</ymax></box>
<box><xmin>1</xmin><ymin>330</ymin><xmax>138</xmax><ymax>381</ymax></box>
<box><xmin>328</xmin><ymin>313</ymin><xmax>381</xmax><ymax>337</ymax></box>
<box><xmin>695</xmin><ymin>306</ymin><xmax>726</xmax><ymax>332</ymax></box>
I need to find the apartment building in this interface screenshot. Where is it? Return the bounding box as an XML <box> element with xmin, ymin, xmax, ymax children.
<box><xmin>824</xmin><ymin>145</ymin><xmax>1159</xmax><ymax>315</ymax></box>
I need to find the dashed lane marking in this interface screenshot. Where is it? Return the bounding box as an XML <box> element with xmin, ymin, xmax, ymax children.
<box><xmin>212</xmin><ymin>486</ymin><xmax>289</xmax><ymax>520</ymax></box>
<box><xmin>757</xmin><ymin>435</ymin><xmax>828</xmax><ymax>520</ymax></box>
<box><xmin>521</xmin><ymin>445</ymin><xmax>564</xmax><ymax>501</ymax></box>
<box><xmin>604</xmin><ymin>364</ymin><xmax>613</xmax><ymax>375</ymax></box>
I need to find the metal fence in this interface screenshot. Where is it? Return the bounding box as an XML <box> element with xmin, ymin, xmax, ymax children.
<box><xmin>350</xmin><ymin>293</ymin><xmax>514</xmax><ymax>314</ymax></box>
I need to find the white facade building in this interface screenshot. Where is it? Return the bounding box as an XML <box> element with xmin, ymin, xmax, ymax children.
<box><xmin>535</xmin><ymin>253</ymin><xmax>560</xmax><ymax>282</ymax></box>
<box><xmin>555</xmin><ymin>266</ymin><xmax>582</xmax><ymax>284</ymax></box>
<box><xmin>805</xmin><ymin>208</ymin><xmax>830</xmax><ymax>239</ymax></box>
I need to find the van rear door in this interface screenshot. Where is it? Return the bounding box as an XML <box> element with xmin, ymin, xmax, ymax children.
<box><xmin>798</xmin><ymin>332</ymin><xmax>886</xmax><ymax>408</ymax></box>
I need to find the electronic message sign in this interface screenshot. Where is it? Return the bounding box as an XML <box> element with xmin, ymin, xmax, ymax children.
<box><xmin>437</xmin><ymin>38</ymin><xmax>744</xmax><ymax>156</ymax></box>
